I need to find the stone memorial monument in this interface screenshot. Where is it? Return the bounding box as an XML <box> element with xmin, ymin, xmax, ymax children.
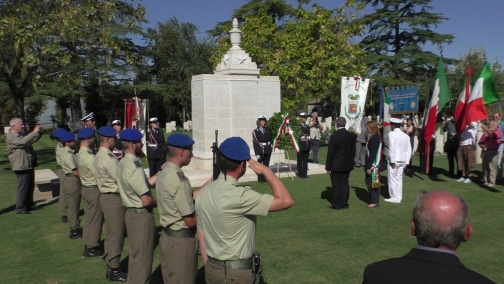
<box><xmin>191</xmin><ymin>18</ymin><xmax>282</xmax><ymax>171</ymax></box>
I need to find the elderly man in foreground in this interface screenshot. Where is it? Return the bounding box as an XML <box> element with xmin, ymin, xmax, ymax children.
<box><xmin>7</xmin><ymin>118</ymin><xmax>43</xmax><ymax>214</ymax></box>
<box><xmin>363</xmin><ymin>190</ymin><xmax>495</xmax><ymax>284</ymax></box>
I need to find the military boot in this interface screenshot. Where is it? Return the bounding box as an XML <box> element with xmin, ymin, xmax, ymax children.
<box><xmin>83</xmin><ymin>246</ymin><xmax>104</xmax><ymax>257</ymax></box>
<box><xmin>106</xmin><ymin>266</ymin><xmax>127</xmax><ymax>282</ymax></box>
<box><xmin>69</xmin><ymin>228</ymin><xmax>82</xmax><ymax>239</ymax></box>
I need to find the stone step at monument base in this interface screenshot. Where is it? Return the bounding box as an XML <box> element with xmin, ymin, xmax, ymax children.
<box><xmin>146</xmin><ymin>160</ymin><xmax>327</xmax><ymax>187</ymax></box>
<box><xmin>34</xmin><ymin>169</ymin><xmax>60</xmax><ymax>202</ymax></box>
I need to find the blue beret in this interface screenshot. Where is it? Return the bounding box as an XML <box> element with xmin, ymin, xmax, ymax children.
<box><xmin>167</xmin><ymin>133</ymin><xmax>195</xmax><ymax>148</ymax></box>
<box><xmin>77</xmin><ymin>128</ymin><xmax>95</xmax><ymax>139</ymax></box>
<box><xmin>121</xmin><ymin>128</ymin><xmax>143</xmax><ymax>142</ymax></box>
<box><xmin>98</xmin><ymin>126</ymin><xmax>116</xmax><ymax>137</ymax></box>
<box><xmin>60</xmin><ymin>131</ymin><xmax>75</xmax><ymax>142</ymax></box>
<box><xmin>219</xmin><ymin>137</ymin><xmax>250</xmax><ymax>161</ymax></box>
<box><xmin>52</xmin><ymin>128</ymin><xmax>67</xmax><ymax>139</ymax></box>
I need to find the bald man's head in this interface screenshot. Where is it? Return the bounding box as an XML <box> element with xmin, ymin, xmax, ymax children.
<box><xmin>412</xmin><ymin>190</ymin><xmax>471</xmax><ymax>250</ymax></box>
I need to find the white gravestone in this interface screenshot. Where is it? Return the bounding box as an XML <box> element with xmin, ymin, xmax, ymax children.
<box><xmin>191</xmin><ymin>18</ymin><xmax>282</xmax><ymax>171</ymax></box>
<box><xmin>165</xmin><ymin>121</ymin><xmax>176</xmax><ymax>133</ymax></box>
<box><xmin>183</xmin><ymin>121</ymin><xmax>192</xmax><ymax>131</ymax></box>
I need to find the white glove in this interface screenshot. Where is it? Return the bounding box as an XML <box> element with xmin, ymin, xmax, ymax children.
<box><xmin>256</xmin><ymin>155</ymin><xmax>260</xmax><ymax>160</ymax></box>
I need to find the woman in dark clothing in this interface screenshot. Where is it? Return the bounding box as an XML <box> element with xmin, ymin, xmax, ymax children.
<box><xmin>297</xmin><ymin>112</ymin><xmax>311</xmax><ymax>179</ymax></box>
<box><xmin>146</xmin><ymin>117</ymin><xmax>166</xmax><ymax>177</ymax></box>
<box><xmin>365</xmin><ymin>120</ymin><xmax>382</xmax><ymax>208</ymax></box>
<box><xmin>252</xmin><ymin>115</ymin><xmax>273</xmax><ymax>183</ymax></box>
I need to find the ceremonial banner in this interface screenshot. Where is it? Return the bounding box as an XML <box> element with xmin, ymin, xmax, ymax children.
<box><xmin>387</xmin><ymin>86</ymin><xmax>419</xmax><ymax>114</ymax></box>
<box><xmin>340</xmin><ymin>76</ymin><xmax>370</xmax><ymax>134</ymax></box>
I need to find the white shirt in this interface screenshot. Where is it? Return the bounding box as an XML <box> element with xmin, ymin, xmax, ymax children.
<box><xmin>459</xmin><ymin>122</ymin><xmax>478</xmax><ymax>146</ymax></box>
<box><xmin>388</xmin><ymin>128</ymin><xmax>412</xmax><ymax>164</ymax></box>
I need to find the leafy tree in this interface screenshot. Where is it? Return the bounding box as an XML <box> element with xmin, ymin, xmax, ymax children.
<box><xmin>0</xmin><ymin>0</ymin><xmax>146</xmax><ymax>124</ymax></box>
<box><xmin>211</xmin><ymin>2</ymin><xmax>367</xmax><ymax>113</ymax></box>
<box><xmin>142</xmin><ymin>18</ymin><xmax>214</xmax><ymax>124</ymax></box>
<box><xmin>360</xmin><ymin>0</ymin><xmax>454</xmax><ymax>84</ymax></box>
<box><xmin>359</xmin><ymin>0</ymin><xmax>455</xmax><ymax>113</ymax></box>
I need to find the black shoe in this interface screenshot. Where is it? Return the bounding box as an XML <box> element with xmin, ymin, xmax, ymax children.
<box><xmin>83</xmin><ymin>246</ymin><xmax>104</xmax><ymax>257</ymax></box>
<box><xmin>16</xmin><ymin>210</ymin><xmax>30</xmax><ymax>215</ymax></box>
<box><xmin>106</xmin><ymin>267</ymin><xmax>128</xmax><ymax>282</ymax></box>
<box><xmin>69</xmin><ymin>228</ymin><xmax>82</xmax><ymax>239</ymax></box>
<box><xmin>328</xmin><ymin>205</ymin><xmax>341</xmax><ymax>210</ymax></box>
<box><xmin>61</xmin><ymin>216</ymin><xmax>68</xmax><ymax>223</ymax></box>
<box><xmin>342</xmin><ymin>204</ymin><xmax>349</xmax><ymax>209</ymax></box>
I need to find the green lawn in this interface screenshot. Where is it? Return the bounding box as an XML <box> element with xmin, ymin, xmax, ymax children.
<box><xmin>0</xmin><ymin>135</ymin><xmax>503</xmax><ymax>283</ymax></box>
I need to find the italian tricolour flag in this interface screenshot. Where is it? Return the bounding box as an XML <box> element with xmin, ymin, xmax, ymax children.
<box><xmin>423</xmin><ymin>57</ymin><xmax>450</xmax><ymax>174</ymax></box>
<box><xmin>457</xmin><ymin>62</ymin><xmax>499</xmax><ymax>132</ymax></box>
<box><xmin>383</xmin><ymin>89</ymin><xmax>390</xmax><ymax>127</ymax></box>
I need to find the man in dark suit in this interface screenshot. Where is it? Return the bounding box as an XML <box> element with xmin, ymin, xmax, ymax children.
<box><xmin>363</xmin><ymin>190</ymin><xmax>495</xmax><ymax>284</ymax></box>
<box><xmin>325</xmin><ymin>117</ymin><xmax>356</xmax><ymax>210</ymax></box>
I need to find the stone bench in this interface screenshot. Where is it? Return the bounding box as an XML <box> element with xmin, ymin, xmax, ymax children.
<box><xmin>34</xmin><ymin>169</ymin><xmax>60</xmax><ymax>202</ymax></box>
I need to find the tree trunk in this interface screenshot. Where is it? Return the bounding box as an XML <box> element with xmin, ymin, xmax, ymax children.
<box><xmin>70</xmin><ymin>95</ymin><xmax>83</xmax><ymax>123</ymax></box>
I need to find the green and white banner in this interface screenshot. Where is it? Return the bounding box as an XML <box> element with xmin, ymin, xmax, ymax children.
<box><xmin>340</xmin><ymin>76</ymin><xmax>370</xmax><ymax>134</ymax></box>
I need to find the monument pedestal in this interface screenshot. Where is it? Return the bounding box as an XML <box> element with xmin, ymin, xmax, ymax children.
<box><xmin>191</xmin><ymin>18</ymin><xmax>281</xmax><ymax>170</ymax></box>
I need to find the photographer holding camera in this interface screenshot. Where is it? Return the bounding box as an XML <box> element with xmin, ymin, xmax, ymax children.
<box><xmin>309</xmin><ymin>112</ymin><xmax>323</xmax><ymax>164</ymax></box>
<box><xmin>7</xmin><ymin>118</ymin><xmax>43</xmax><ymax>214</ymax></box>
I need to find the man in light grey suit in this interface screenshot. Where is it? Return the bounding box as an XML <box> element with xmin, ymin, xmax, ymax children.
<box><xmin>355</xmin><ymin>110</ymin><xmax>369</xmax><ymax>167</ymax></box>
<box><xmin>386</xmin><ymin>118</ymin><xmax>412</xmax><ymax>203</ymax></box>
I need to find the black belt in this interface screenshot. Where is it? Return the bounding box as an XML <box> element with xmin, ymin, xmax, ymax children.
<box><xmin>83</xmin><ymin>185</ymin><xmax>98</xmax><ymax>188</ymax></box>
<box><xmin>126</xmin><ymin>208</ymin><xmax>152</xmax><ymax>214</ymax></box>
<box><xmin>208</xmin><ymin>257</ymin><xmax>253</xmax><ymax>270</ymax></box>
<box><xmin>102</xmin><ymin>192</ymin><xmax>120</xmax><ymax>195</ymax></box>
<box><xmin>65</xmin><ymin>173</ymin><xmax>75</xmax><ymax>177</ymax></box>
<box><xmin>163</xmin><ymin>227</ymin><xmax>196</xmax><ymax>238</ymax></box>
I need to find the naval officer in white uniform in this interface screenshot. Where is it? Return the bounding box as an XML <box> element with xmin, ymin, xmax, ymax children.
<box><xmin>386</xmin><ymin>117</ymin><xmax>412</xmax><ymax>203</ymax></box>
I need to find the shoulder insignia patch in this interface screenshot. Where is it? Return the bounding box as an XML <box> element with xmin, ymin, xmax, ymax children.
<box><xmin>133</xmin><ymin>161</ymin><xmax>142</xmax><ymax>168</ymax></box>
<box><xmin>67</xmin><ymin>149</ymin><xmax>73</xmax><ymax>154</ymax></box>
<box><xmin>107</xmin><ymin>153</ymin><xmax>116</xmax><ymax>159</ymax></box>
<box><xmin>87</xmin><ymin>149</ymin><xmax>94</xmax><ymax>154</ymax></box>
<box><xmin>177</xmin><ymin>172</ymin><xmax>188</xmax><ymax>182</ymax></box>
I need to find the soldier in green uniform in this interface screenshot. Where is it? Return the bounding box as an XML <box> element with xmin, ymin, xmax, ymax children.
<box><xmin>94</xmin><ymin>126</ymin><xmax>127</xmax><ymax>282</ymax></box>
<box><xmin>52</xmin><ymin>128</ymin><xmax>69</xmax><ymax>223</ymax></box>
<box><xmin>196</xmin><ymin>137</ymin><xmax>294</xmax><ymax>284</ymax></box>
<box><xmin>157</xmin><ymin>133</ymin><xmax>211</xmax><ymax>284</ymax></box>
<box><xmin>59</xmin><ymin>131</ymin><xmax>83</xmax><ymax>239</ymax></box>
<box><xmin>77</xmin><ymin>128</ymin><xmax>104</xmax><ymax>257</ymax></box>
<box><xmin>117</xmin><ymin>129</ymin><xmax>157</xmax><ymax>284</ymax></box>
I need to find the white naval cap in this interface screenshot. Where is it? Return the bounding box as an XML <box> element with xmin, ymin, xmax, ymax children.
<box><xmin>149</xmin><ymin>117</ymin><xmax>159</xmax><ymax>123</ymax></box>
<box><xmin>81</xmin><ymin>112</ymin><xmax>94</xmax><ymax>121</ymax></box>
<box><xmin>112</xmin><ymin>119</ymin><xmax>122</xmax><ymax>125</ymax></box>
<box><xmin>258</xmin><ymin>115</ymin><xmax>266</xmax><ymax>120</ymax></box>
<box><xmin>390</xmin><ymin>117</ymin><xmax>402</xmax><ymax>124</ymax></box>
<box><xmin>299</xmin><ymin>112</ymin><xmax>308</xmax><ymax>118</ymax></box>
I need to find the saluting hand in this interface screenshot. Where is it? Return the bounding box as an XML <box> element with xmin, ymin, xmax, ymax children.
<box><xmin>248</xmin><ymin>158</ymin><xmax>270</xmax><ymax>175</ymax></box>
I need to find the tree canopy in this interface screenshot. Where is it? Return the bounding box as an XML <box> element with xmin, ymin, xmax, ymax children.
<box><xmin>210</xmin><ymin>1</ymin><xmax>367</xmax><ymax>114</ymax></box>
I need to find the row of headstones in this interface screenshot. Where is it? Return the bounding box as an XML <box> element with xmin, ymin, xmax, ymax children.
<box><xmin>165</xmin><ymin>121</ymin><xmax>192</xmax><ymax>133</ymax></box>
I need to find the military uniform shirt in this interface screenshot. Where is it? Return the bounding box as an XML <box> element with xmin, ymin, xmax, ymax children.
<box><xmin>117</xmin><ymin>153</ymin><xmax>150</xmax><ymax>208</ymax></box>
<box><xmin>157</xmin><ymin>162</ymin><xmax>194</xmax><ymax>230</ymax></box>
<box><xmin>195</xmin><ymin>175</ymin><xmax>274</xmax><ymax>260</ymax></box>
<box><xmin>94</xmin><ymin>147</ymin><xmax>119</xmax><ymax>193</ymax></box>
<box><xmin>55</xmin><ymin>142</ymin><xmax>64</xmax><ymax>166</ymax></box>
<box><xmin>77</xmin><ymin>146</ymin><xmax>97</xmax><ymax>187</ymax></box>
<box><xmin>61</xmin><ymin>147</ymin><xmax>78</xmax><ymax>174</ymax></box>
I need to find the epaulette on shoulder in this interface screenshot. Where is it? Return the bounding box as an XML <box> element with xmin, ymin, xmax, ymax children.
<box><xmin>107</xmin><ymin>152</ymin><xmax>116</xmax><ymax>159</ymax></box>
<box><xmin>177</xmin><ymin>171</ymin><xmax>188</xmax><ymax>182</ymax></box>
<box><xmin>133</xmin><ymin>161</ymin><xmax>142</xmax><ymax>168</ymax></box>
<box><xmin>67</xmin><ymin>149</ymin><xmax>73</xmax><ymax>153</ymax></box>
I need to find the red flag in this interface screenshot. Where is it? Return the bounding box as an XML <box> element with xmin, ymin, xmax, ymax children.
<box><xmin>454</xmin><ymin>66</ymin><xmax>472</xmax><ymax>127</ymax></box>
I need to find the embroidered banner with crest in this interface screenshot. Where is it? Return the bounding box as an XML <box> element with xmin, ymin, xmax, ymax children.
<box><xmin>340</xmin><ymin>76</ymin><xmax>370</xmax><ymax>134</ymax></box>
